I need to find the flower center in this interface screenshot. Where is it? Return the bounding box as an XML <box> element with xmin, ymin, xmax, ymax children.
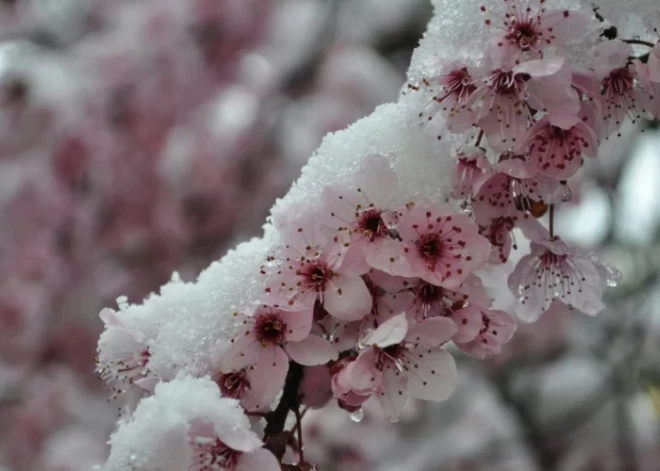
<box><xmin>490</xmin><ymin>70</ymin><xmax>527</xmax><ymax>98</ymax></box>
<box><xmin>357</xmin><ymin>208</ymin><xmax>387</xmax><ymax>241</ymax></box>
<box><xmin>508</xmin><ymin>21</ymin><xmax>539</xmax><ymax>50</ymax></box>
<box><xmin>416</xmin><ymin>233</ymin><xmax>444</xmax><ymax>266</ymax></box>
<box><xmin>375</xmin><ymin>344</ymin><xmax>406</xmax><ymax>371</ymax></box>
<box><xmin>193</xmin><ymin>438</ymin><xmax>240</xmax><ymax>470</ymax></box>
<box><xmin>254</xmin><ymin>312</ymin><xmax>286</xmax><ymax>345</ymax></box>
<box><xmin>301</xmin><ymin>261</ymin><xmax>333</xmax><ymax>291</ymax></box>
<box><xmin>416</xmin><ymin>282</ymin><xmax>443</xmax><ymax>305</ymax></box>
<box><xmin>602</xmin><ymin>67</ymin><xmax>634</xmax><ymax>97</ymax></box>
<box><xmin>444</xmin><ymin>67</ymin><xmax>476</xmax><ymax>101</ymax></box>
<box><xmin>216</xmin><ymin>370</ymin><xmax>250</xmax><ymax>399</ymax></box>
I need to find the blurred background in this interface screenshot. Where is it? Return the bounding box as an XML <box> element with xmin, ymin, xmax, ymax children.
<box><xmin>0</xmin><ymin>1</ymin><xmax>658</xmax><ymax>470</ymax></box>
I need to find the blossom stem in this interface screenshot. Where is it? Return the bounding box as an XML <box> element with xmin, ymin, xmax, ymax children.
<box><xmin>549</xmin><ymin>205</ymin><xmax>555</xmax><ymax>238</ymax></box>
<box><xmin>475</xmin><ymin>129</ymin><xmax>484</xmax><ymax>147</ymax></box>
<box><xmin>294</xmin><ymin>404</ymin><xmax>305</xmax><ymax>463</ymax></box>
<box><xmin>622</xmin><ymin>39</ymin><xmax>656</xmax><ymax>48</ymax></box>
<box><xmin>264</xmin><ymin>361</ymin><xmax>304</xmax><ymax>459</ymax></box>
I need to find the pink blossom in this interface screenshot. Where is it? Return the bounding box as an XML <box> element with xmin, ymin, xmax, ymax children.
<box><xmin>522</xmin><ymin>110</ymin><xmax>598</xmax><ymax>180</ymax></box>
<box><xmin>481</xmin><ymin>1</ymin><xmax>590</xmax><ymax>63</ymax></box>
<box><xmin>337</xmin><ymin>314</ymin><xmax>458</xmax><ymax>421</ymax></box>
<box><xmin>508</xmin><ymin>233</ymin><xmax>621</xmax><ymax>322</ymax></box>
<box><xmin>392</xmin><ymin>199</ymin><xmax>491</xmax><ymax>289</ymax></box>
<box><xmin>403</xmin><ymin>277</ymin><xmax>488</xmax><ymax>342</ymax></box>
<box><xmin>265</xmin><ymin>208</ymin><xmax>373</xmax><ymax>321</ymax></box>
<box><xmin>220</xmin><ymin>305</ymin><xmax>337</xmax><ymax>409</ymax></box>
<box><xmin>320</xmin><ymin>155</ymin><xmax>401</xmax><ymax>276</ymax></box>
<box><xmin>466</xmin><ymin>54</ymin><xmax>579</xmax><ymax>150</ymax></box>
<box><xmin>96</xmin><ymin>308</ymin><xmax>156</xmax><ymax>400</ymax></box>
<box><xmin>472</xmin><ymin>153</ymin><xmax>568</xmax><ymax>225</ymax></box>
<box><xmin>417</xmin><ymin>62</ymin><xmax>478</xmax><ymax>132</ymax></box>
<box><xmin>454</xmin><ymin>308</ymin><xmax>517</xmax><ymax>359</ymax></box>
<box><xmin>479</xmin><ymin>216</ymin><xmax>517</xmax><ymax>264</ymax></box>
<box><xmin>451</xmin><ymin>148</ymin><xmax>493</xmax><ymax>199</ymax></box>
<box><xmin>574</xmin><ymin>40</ymin><xmax>655</xmax><ymax>136</ymax></box>
<box><xmin>633</xmin><ymin>42</ymin><xmax>660</xmax><ymax>119</ymax></box>
<box><xmin>184</xmin><ymin>420</ymin><xmax>279</xmax><ymax>471</ymax></box>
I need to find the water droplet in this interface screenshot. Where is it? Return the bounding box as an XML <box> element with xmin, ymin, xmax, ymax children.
<box><xmin>556</xmin><ymin>183</ymin><xmax>573</xmax><ymax>202</ymax></box>
<box><xmin>349</xmin><ymin>408</ymin><xmax>364</xmax><ymax>423</ymax></box>
<box><xmin>604</xmin><ymin>264</ymin><xmax>623</xmax><ymax>287</ymax></box>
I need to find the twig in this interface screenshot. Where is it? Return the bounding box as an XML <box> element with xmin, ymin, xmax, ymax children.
<box><xmin>622</xmin><ymin>39</ymin><xmax>656</xmax><ymax>48</ymax></box>
<box><xmin>294</xmin><ymin>404</ymin><xmax>305</xmax><ymax>463</ymax></box>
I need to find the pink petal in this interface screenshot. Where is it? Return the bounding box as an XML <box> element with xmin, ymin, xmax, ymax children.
<box><xmin>377</xmin><ymin>369</ymin><xmax>408</xmax><ymax>421</ymax></box>
<box><xmin>285</xmin><ymin>336</ymin><xmax>338</xmax><ymax>366</ymax></box>
<box><xmin>405</xmin><ymin>317</ymin><xmax>457</xmax><ymax>348</ymax></box>
<box><xmin>324</xmin><ymin>274</ymin><xmax>372</xmax><ymax>321</ymax></box>
<box><xmin>279</xmin><ymin>308</ymin><xmax>313</xmax><ymax>342</ymax></box>
<box><xmin>363</xmin><ymin>238</ymin><xmax>413</xmax><ymax>276</ymax></box>
<box><xmin>540</xmin><ymin>10</ymin><xmax>590</xmax><ymax>44</ymax></box>
<box><xmin>363</xmin><ymin>313</ymin><xmax>408</xmax><ymax>347</ymax></box>
<box><xmin>219</xmin><ymin>334</ymin><xmax>261</xmax><ymax>371</ymax></box>
<box><xmin>236</xmin><ymin>448</ymin><xmax>281</xmax><ymax>471</ymax></box>
<box><xmin>214</xmin><ymin>418</ymin><xmax>263</xmax><ymax>454</ymax></box>
<box><xmin>449</xmin><ymin>305</ymin><xmax>483</xmax><ymax>343</ymax></box>
<box><xmin>247</xmin><ymin>345</ymin><xmax>289</xmax><ymax>411</ymax></box>
<box><xmin>405</xmin><ymin>348</ymin><xmax>457</xmax><ymax>402</ymax></box>
<box><xmin>347</xmin><ymin>348</ymin><xmax>382</xmax><ymax>391</ymax></box>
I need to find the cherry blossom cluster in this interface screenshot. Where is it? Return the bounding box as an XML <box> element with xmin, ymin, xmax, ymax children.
<box><xmin>411</xmin><ymin>0</ymin><xmax>657</xmax><ymax>322</ymax></box>
<box><xmin>95</xmin><ymin>1</ymin><xmax>659</xmax><ymax>470</ymax></box>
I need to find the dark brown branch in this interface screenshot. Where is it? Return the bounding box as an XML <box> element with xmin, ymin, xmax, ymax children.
<box><xmin>622</xmin><ymin>39</ymin><xmax>656</xmax><ymax>48</ymax></box>
<box><xmin>263</xmin><ymin>361</ymin><xmax>304</xmax><ymax>460</ymax></box>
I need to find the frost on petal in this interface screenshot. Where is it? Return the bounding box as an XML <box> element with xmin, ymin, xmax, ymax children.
<box><xmin>101</xmin><ymin>377</ymin><xmax>262</xmax><ymax>471</ymax></box>
<box><xmin>285</xmin><ymin>336</ymin><xmax>338</xmax><ymax>366</ymax></box>
<box><xmin>96</xmin><ymin>308</ymin><xmax>154</xmax><ymax>401</ymax></box>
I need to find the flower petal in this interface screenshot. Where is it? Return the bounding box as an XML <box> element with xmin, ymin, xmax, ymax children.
<box><xmin>245</xmin><ymin>345</ymin><xmax>289</xmax><ymax>411</ymax></box>
<box><xmin>377</xmin><ymin>369</ymin><xmax>408</xmax><ymax>422</ymax></box>
<box><xmin>405</xmin><ymin>348</ymin><xmax>457</xmax><ymax>402</ymax></box>
<box><xmin>363</xmin><ymin>313</ymin><xmax>408</xmax><ymax>347</ymax></box>
<box><xmin>324</xmin><ymin>274</ymin><xmax>372</xmax><ymax>321</ymax></box>
<box><xmin>279</xmin><ymin>308</ymin><xmax>313</xmax><ymax>342</ymax></box>
<box><xmin>405</xmin><ymin>317</ymin><xmax>457</xmax><ymax>348</ymax></box>
<box><xmin>236</xmin><ymin>448</ymin><xmax>281</xmax><ymax>471</ymax></box>
<box><xmin>285</xmin><ymin>336</ymin><xmax>338</xmax><ymax>366</ymax></box>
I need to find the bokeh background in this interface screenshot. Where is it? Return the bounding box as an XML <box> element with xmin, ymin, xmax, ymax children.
<box><xmin>0</xmin><ymin>1</ymin><xmax>658</xmax><ymax>470</ymax></box>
